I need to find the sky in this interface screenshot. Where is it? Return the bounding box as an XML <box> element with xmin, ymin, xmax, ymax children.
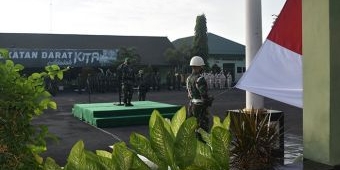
<box><xmin>0</xmin><ymin>0</ymin><xmax>286</xmax><ymax>44</ymax></box>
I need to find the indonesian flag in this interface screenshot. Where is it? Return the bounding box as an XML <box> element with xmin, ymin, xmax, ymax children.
<box><xmin>236</xmin><ymin>0</ymin><xmax>302</xmax><ymax>108</ymax></box>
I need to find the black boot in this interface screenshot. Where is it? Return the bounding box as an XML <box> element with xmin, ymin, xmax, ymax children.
<box><xmin>125</xmin><ymin>99</ymin><xmax>133</xmax><ymax>106</ymax></box>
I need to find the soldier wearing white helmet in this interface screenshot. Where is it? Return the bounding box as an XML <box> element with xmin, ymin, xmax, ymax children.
<box><xmin>186</xmin><ymin>56</ymin><xmax>213</xmax><ymax>137</ymax></box>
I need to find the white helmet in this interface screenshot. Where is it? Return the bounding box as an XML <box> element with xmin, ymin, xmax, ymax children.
<box><xmin>189</xmin><ymin>56</ymin><xmax>205</xmax><ymax>66</ymax></box>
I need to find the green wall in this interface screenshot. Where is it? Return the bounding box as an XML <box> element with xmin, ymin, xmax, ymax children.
<box><xmin>303</xmin><ymin>0</ymin><xmax>340</xmax><ymax>166</ymax></box>
<box><xmin>329</xmin><ymin>0</ymin><xmax>340</xmax><ymax>165</ymax></box>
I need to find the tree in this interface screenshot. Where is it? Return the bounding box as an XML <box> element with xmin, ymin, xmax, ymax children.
<box><xmin>192</xmin><ymin>14</ymin><xmax>209</xmax><ymax>65</ymax></box>
<box><xmin>113</xmin><ymin>47</ymin><xmax>141</xmax><ymax>68</ymax></box>
<box><xmin>164</xmin><ymin>44</ymin><xmax>191</xmax><ymax>73</ymax></box>
<box><xmin>164</xmin><ymin>48</ymin><xmax>177</xmax><ymax>65</ymax></box>
<box><xmin>211</xmin><ymin>64</ymin><xmax>221</xmax><ymax>74</ymax></box>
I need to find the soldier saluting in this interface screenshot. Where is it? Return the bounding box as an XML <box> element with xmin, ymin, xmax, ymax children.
<box><xmin>186</xmin><ymin>56</ymin><xmax>213</xmax><ymax>133</ymax></box>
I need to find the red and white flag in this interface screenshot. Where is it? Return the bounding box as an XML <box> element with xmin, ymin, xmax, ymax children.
<box><xmin>236</xmin><ymin>0</ymin><xmax>302</xmax><ymax>108</ymax></box>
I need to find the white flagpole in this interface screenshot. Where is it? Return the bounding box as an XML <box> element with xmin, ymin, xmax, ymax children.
<box><xmin>245</xmin><ymin>0</ymin><xmax>264</xmax><ymax>109</ymax></box>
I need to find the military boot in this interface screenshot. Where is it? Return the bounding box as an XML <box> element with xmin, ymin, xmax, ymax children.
<box><xmin>125</xmin><ymin>98</ymin><xmax>133</xmax><ymax>107</ymax></box>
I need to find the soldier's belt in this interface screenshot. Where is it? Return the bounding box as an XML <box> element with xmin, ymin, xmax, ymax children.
<box><xmin>191</xmin><ymin>99</ymin><xmax>203</xmax><ymax>104</ymax></box>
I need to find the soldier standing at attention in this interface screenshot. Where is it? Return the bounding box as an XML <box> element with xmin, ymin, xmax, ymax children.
<box><xmin>136</xmin><ymin>70</ymin><xmax>147</xmax><ymax>101</ymax></box>
<box><xmin>186</xmin><ymin>56</ymin><xmax>213</xmax><ymax>133</ymax></box>
<box><xmin>155</xmin><ymin>72</ymin><xmax>161</xmax><ymax>91</ymax></box>
<box><xmin>166</xmin><ymin>71</ymin><xmax>172</xmax><ymax>90</ymax></box>
<box><xmin>175</xmin><ymin>72</ymin><xmax>181</xmax><ymax>90</ymax></box>
<box><xmin>219</xmin><ymin>71</ymin><xmax>226</xmax><ymax>89</ymax></box>
<box><xmin>116</xmin><ymin>65</ymin><xmax>123</xmax><ymax>105</ymax></box>
<box><xmin>117</xmin><ymin>58</ymin><xmax>135</xmax><ymax>106</ymax></box>
<box><xmin>226</xmin><ymin>72</ymin><xmax>233</xmax><ymax>90</ymax></box>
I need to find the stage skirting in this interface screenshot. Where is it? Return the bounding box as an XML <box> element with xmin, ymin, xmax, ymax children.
<box><xmin>72</xmin><ymin>101</ymin><xmax>183</xmax><ymax>127</ymax></box>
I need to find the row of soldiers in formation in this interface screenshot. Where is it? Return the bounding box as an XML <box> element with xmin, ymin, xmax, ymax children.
<box><xmin>77</xmin><ymin>68</ymin><xmax>161</xmax><ymax>94</ymax></box>
<box><xmin>202</xmin><ymin>71</ymin><xmax>233</xmax><ymax>90</ymax></box>
<box><xmin>165</xmin><ymin>70</ymin><xmax>234</xmax><ymax>91</ymax></box>
<box><xmin>77</xmin><ymin>68</ymin><xmax>234</xmax><ymax>94</ymax></box>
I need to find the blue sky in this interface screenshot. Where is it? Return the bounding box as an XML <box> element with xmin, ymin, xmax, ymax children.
<box><xmin>0</xmin><ymin>0</ymin><xmax>286</xmax><ymax>44</ymax></box>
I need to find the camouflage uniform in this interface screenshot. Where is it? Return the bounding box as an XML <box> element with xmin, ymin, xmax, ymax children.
<box><xmin>116</xmin><ymin>67</ymin><xmax>123</xmax><ymax>104</ymax></box>
<box><xmin>166</xmin><ymin>72</ymin><xmax>172</xmax><ymax>90</ymax></box>
<box><xmin>186</xmin><ymin>72</ymin><xmax>212</xmax><ymax>132</ymax></box>
<box><xmin>117</xmin><ymin>60</ymin><xmax>135</xmax><ymax>106</ymax></box>
<box><xmin>136</xmin><ymin>71</ymin><xmax>147</xmax><ymax>101</ymax></box>
<box><xmin>175</xmin><ymin>73</ymin><xmax>181</xmax><ymax>90</ymax></box>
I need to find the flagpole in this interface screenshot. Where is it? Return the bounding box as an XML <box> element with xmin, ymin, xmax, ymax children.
<box><xmin>245</xmin><ymin>0</ymin><xmax>264</xmax><ymax>109</ymax></box>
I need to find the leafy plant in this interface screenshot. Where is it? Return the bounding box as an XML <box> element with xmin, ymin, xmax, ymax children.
<box><xmin>44</xmin><ymin>140</ymin><xmax>150</xmax><ymax>170</ymax></box>
<box><xmin>228</xmin><ymin>109</ymin><xmax>282</xmax><ymax>170</ymax></box>
<box><xmin>0</xmin><ymin>49</ymin><xmax>67</xmax><ymax>169</ymax></box>
<box><xmin>43</xmin><ymin>107</ymin><xmax>231</xmax><ymax>170</ymax></box>
<box><xmin>129</xmin><ymin>106</ymin><xmax>231</xmax><ymax>170</ymax></box>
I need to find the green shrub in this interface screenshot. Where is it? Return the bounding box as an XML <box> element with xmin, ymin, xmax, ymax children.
<box><xmin>0</xmin><ymin>49</ymin><xmax>67</xmax><ymax>169</ymax></box>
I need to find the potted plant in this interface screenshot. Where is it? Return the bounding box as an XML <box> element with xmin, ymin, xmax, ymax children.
<box><xmin>228</xmin><ymin>109</ymin><xmax>283</xmax><ymax>170</ymax></box>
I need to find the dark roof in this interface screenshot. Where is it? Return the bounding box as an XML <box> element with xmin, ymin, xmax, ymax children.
<box><xmin>0</xmin><ymin>33</ymin><xmax>174</xmax><ymax>65</ymax></box>
<box><xmin>172</xmin><ymin>33</ymin><xmax>245</xmax><ymax>55</ymax></box>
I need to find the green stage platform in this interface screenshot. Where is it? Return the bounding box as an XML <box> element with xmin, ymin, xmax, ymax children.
<box><xmin>72</xmin><ymin>101</ymin><xmax>183</xmax><ymax>128</ymax></box>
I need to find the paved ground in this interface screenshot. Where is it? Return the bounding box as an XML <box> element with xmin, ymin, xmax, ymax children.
<box><xmin>32</xmin><ymin>87</ymin><xmax>303</xmax><ymax>167</ymax></box>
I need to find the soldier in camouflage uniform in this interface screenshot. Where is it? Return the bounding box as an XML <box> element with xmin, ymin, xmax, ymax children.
<box><xmin>136</xmin><ymin>70</ymin><xmax>147</xmax><ymax>101</ymax></box>
<box><xmin>186</xmin><ymin>56</ymin><xmax>213</xmax><ymax>132</ymax></box>
<box><xmin>115</xmin><ymin>66</ymin><xmax>123</xmax><ymax>105</ymax></box>
<box><xmin>117</xmin><ymin>58</ymin><xmax>135</xmax><ymax>106</ymax></box>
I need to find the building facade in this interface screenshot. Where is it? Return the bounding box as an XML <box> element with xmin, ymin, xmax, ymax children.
<box><xmin>172</xmin><ymin>33</ymin><xmax>245</xmax><ymax>82</ymax></box>
<box><xmin>0</xmin><ymin>33</ymin><xmax>175</xmax><ymax>91</ymax></box>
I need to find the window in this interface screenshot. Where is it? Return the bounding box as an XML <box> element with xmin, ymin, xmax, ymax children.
<box><xmin>237</xmin><ymin>67</ymin><xmax>242</xmax><ymax>73</ymax></box>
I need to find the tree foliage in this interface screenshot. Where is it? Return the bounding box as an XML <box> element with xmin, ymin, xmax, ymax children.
<box><xmin>164</xmin><ymin>44</ymin><xmax>191</xmax><ymax>73</ymax></box>
<box><xmin>0</xmin><ymin>48</ymin><xmax>67</xmax><ymax>169</ymax></box>
<box><xmin>211</xmin><ymin>64</ymin><xmax>221</xmax><ymax>74</ymax></box>
<box><xmin>192</xmin><ymin>14</ymin><xmax>209</xmax><ymax>65</ymax></box>
<box><xmin>113</xmin><ymin>47</ymin><xmax>141</xmax><ymax>68</ymax></box>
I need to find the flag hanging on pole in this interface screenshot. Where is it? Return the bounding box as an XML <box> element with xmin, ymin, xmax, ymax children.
<box><xmin>236</xmin><ymin>0</ymin><xmax>302</xmax><ymax>108</ymax></box>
